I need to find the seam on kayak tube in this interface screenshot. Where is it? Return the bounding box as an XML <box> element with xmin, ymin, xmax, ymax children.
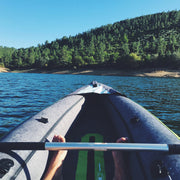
<box><xmin>106</xmin><ymin>96</ymin><xmax>148</xmax><ymax>180</ymax></box>
<box><xmin>11</xmin><ymin>96</ymin><xmax>84</xmax><ymax>180</ymax></box>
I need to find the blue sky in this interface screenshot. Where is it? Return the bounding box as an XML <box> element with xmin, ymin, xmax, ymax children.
<box><xmin>0</xmin><ymin>0</ymin><xmax>179</xmax><ymax>48</ymax></box>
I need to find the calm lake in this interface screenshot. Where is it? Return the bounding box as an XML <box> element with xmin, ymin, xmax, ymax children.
<box><xmin>0</xmin><ymin>72</ymin><xmax>180</xmax><ymax>137</ymax></box>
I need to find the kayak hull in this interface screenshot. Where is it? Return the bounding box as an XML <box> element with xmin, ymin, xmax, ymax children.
<box><xmin>0</xmin><ymin>82</ymin><xmax>179</xmax><ymax>180</ymax></box>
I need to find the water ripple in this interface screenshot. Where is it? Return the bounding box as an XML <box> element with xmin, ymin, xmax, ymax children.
<box><xmin>0</xmin><ymin>73</ymin><xmax>179</xmax><ymax>137</ymax></box>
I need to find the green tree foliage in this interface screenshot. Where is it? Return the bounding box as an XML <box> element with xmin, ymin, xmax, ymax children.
<box><xmin>1</xmin><ymin>10</ymin><xmax>180</xmax><ymax>70</ymax></box>
<box><xmin>0</xmin><ymin>46</ymin><xmax>15</xmax><ymax>67</ymax></box>
<box><xmin>73</xmin><ymin>55</ymin><xmax>84</xmax><ymax>68</ymax></box>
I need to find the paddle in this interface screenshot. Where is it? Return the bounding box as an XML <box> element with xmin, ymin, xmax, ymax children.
<box><xmin>0</xmin><ymin>142</ymin><xmax>180</xmax><ymax>154</ymax></box>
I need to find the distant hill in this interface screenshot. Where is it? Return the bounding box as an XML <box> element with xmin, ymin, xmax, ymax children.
<box><xmin>0</xmin><ymin>10</ymin><xmax>180</xmax><ymax>70</ymax></box>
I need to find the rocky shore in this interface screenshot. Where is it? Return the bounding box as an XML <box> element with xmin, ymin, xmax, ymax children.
<box><xmin>1</xmin><ymin>67</ymin><xmax>180</xmax><ymax>78</ymax></box>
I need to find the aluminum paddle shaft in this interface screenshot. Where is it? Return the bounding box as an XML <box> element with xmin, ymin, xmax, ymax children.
<box><xmin>45</xmin><ymin>142</ymin><xmax>170</xmax><ymax>152</ymax></box>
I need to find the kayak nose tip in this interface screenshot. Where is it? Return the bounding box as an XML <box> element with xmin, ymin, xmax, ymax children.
<box><xmin>91</xmin><ymin>81</ymin><xmax>98</xmax><ymax>87</ymax></box>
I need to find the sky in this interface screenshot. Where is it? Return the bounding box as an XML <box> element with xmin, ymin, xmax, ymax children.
<box><xmin>0</xmin><ymin>0</ymin><xmax>179</xmax><ymax>49</ymax></box>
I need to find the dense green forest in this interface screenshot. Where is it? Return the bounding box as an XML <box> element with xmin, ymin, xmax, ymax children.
<box><xmin>0</xmin><ymin>10</ymin><xmax>180</xmax><ymax>70</ymax></box>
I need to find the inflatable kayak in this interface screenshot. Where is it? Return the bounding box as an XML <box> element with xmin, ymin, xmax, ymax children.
<box><xmin>0</xmin><ymin>81</ymin><xmax>179</xmax><ymax>180</ymax></box>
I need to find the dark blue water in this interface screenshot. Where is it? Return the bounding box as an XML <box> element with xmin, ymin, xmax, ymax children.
<box><xmin>0</xmin><ymin>73</ymin><xmax>180</xmax><ymax>137</ymax></box>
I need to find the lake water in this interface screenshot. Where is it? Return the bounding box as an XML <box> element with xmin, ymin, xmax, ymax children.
<box><xmin>0</xmin><ymin>72</ymin><xmax>180</xmax><ymax>137</ymax></box>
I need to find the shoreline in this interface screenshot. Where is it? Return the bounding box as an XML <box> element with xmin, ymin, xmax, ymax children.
<box><xmin>0</xmin><ymin>67</ymin><xmax>180</xmax><ymax>78</ymax></box>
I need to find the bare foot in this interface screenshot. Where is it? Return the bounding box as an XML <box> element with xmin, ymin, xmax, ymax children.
<box><xmin>43</xmin><ymin>135</ymin><xmax>67</xmax><ymax>180</ymax></box>
<box><xmin>112</xmin><ymin>137</ymin><xmax>128</xmax><ymax>180</ymax></box>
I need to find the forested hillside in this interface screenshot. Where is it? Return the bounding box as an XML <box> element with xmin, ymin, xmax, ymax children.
<box><xmin>0</xmin><ymin>10</ymin><xmax>180</xmax><ymax>70</ymax></box>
